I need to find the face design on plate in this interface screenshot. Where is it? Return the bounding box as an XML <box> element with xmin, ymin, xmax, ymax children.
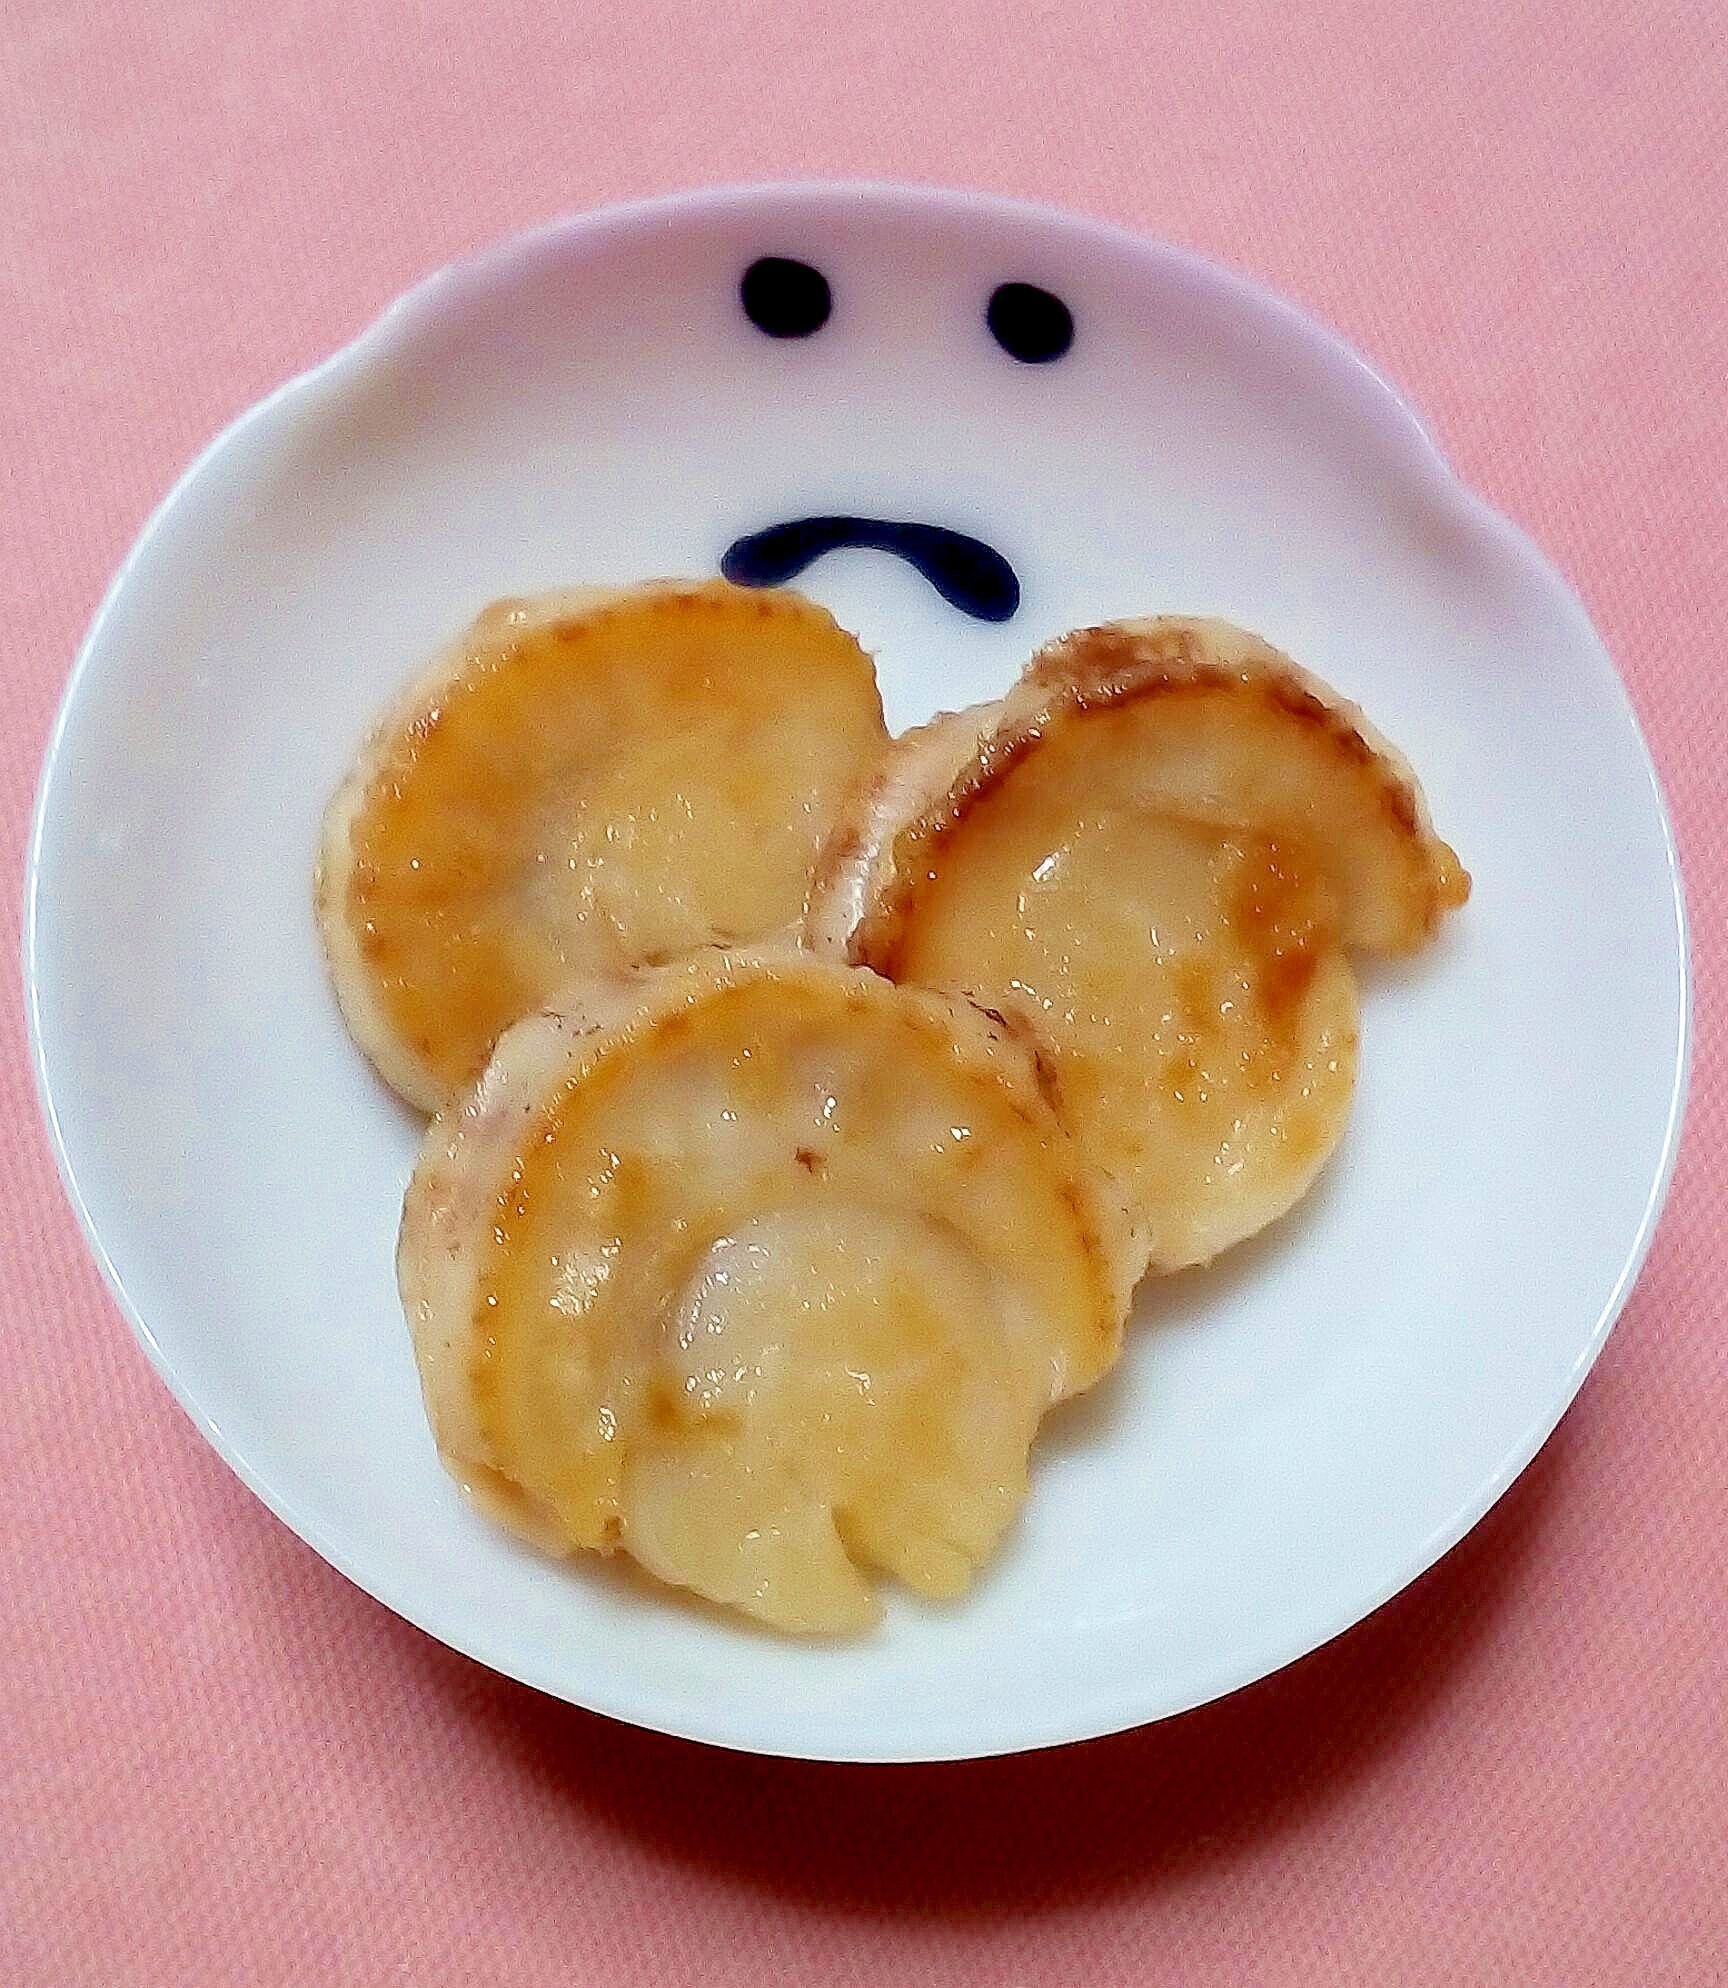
<box><xmin>718</xmin><ymin>255</ymin><xmax>1077</xmax><ymax>626</ymax></box>
<box><xmin>369</xmin><ymin>214</ymin><xmax>1237</xmax><ymax>730</ymax></box>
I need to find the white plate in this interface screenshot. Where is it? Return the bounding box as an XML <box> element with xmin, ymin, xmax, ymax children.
<box><xmin>26</xmin><ymin>184</ymin><xmax>1689</xmax><ymax>1762</ymax></box>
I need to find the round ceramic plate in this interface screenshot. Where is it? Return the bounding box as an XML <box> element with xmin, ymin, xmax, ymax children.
<box><xmin>27</xmin><ymin>184</ymin><xmax>1689</xmax><ymax>1762</ymax></box>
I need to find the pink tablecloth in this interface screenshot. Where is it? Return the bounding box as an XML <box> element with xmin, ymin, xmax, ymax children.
<box><xmin>4</xmin><ymin>3</ymin><xmax>1722</xmax><ymax>1981</ymax></box>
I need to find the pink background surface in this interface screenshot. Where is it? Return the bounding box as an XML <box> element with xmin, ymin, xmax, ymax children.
<box><xmin>4</xmin><ymin>2</ymin><xmax>1722</xmax><ymax>1981</ymax></box>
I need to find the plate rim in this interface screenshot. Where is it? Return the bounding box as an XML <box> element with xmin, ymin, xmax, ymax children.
<box><xmin>22</xmin><ymin>179</ymin><xmax>1694</xmax><ymax>1761</ymax></box>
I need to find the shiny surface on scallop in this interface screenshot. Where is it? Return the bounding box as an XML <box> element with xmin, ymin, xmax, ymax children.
<box><xmin>406</xmin><ymin>956</ymin><xmax>1124</xmax><ymax>1633</ymax></box>
<box><xmin>322</xmin><ymin>583</ymin><xmax>887</xmax><ymax>1108</ymax></box>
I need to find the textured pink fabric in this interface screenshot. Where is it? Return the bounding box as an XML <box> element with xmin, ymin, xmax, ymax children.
<box><xmin>4</xmin><ymin>2</ymin><xmax>1723</xmax><ymax>1981</ymax></box>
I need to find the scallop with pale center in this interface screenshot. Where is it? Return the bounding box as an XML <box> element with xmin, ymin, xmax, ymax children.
<box><xmin>399</xmin><ymin>947</ymin><xmax>1133</xmax><ymax>1634</ymax></box>
<box><xmin>815</xmin><ymin>618</ymin><xmax>1470</xmax><ymax>1272</ymax></box>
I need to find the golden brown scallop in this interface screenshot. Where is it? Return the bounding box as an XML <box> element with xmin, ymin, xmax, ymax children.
<box><xmin>814</xmin><ymin>617</ymin><xmax>1469</xmax><ymax>1272</ymax></box>
<box><xmin>317</xmin><ymin>581</ymin><xmax>889</xmax><ymax>1111</ymax></box>
<box><xmin>398</xmin><ymin>945</ymin><xmax>1136</xmax><ymax>1635</ymax></box>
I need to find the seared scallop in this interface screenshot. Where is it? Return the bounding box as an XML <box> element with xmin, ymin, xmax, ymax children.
<box><xmin>814</xmin><ymin>617</ymin><xmax>1469</xmax><ymax>1271</ymax></box>
<box><xmin>399</xmin><ymin>946</ymin><xmax>1134</xmax><ymax>1634</ymax></box>
<box><xmin>318</xmin><ymin>581</ymin><xmax>889</xmax><ymax>1110</ymax></box>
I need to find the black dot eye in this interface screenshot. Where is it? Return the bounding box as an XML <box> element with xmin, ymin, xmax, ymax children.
<box><xmin>987</xmin><ymin>282</ymin><xmax>1074</xmax><ymax>364</ymax></box>
<box><xmin>741</xmin><ymin>257</ymin><xmax>832</xmax><ymax>338</ymax></box>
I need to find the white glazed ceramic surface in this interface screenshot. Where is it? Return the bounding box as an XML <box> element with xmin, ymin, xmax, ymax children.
<box><xmin>26</xmin><ymin>185</ymin><xmax>1689</xmax><ymax>1761</ymax></box>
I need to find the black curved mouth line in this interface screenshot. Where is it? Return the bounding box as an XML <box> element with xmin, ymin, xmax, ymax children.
<box><xmin>721</xmin><ymin>516</ymin><xmax>1020</xmax><ymax>624</ymax></box>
